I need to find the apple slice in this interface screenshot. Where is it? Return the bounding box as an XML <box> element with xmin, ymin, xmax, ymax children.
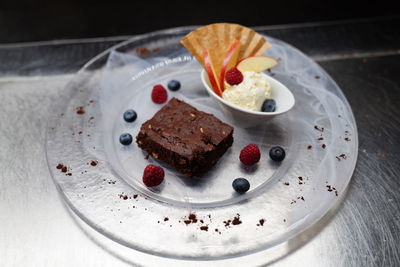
<box><xmin>204</xmin><ymin>49</ymin><xmax>223</xmax><ymax>97</ymax></box>
<box><xmin>236</xmin><ymin>56</ymin><xmax>278</xmax><ymax>73</ymax></box>
<box><xmin>219</xmin><ymin>41</ymin><xmax>241</xmax><ymax>90</ymax></box>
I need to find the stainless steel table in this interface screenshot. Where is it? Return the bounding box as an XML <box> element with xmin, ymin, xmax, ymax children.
<box><xmin>1</xmin><ymin>17</ymin><xmax>399</xmax><ymax>266</ymax></box>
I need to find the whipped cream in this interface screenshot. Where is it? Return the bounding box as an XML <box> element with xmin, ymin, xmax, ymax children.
<box><xmin>222</xmin><ymin>71</ymin><xmax>271</xmax><ymax>111</ymax></box>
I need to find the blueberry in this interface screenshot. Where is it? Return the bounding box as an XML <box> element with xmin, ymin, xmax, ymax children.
<box><xmin>167</xmin><ymin>80</ymin><xmax>181</xmax><ymax>91</ymax></box>
<box><xmin>269</xmin><ymin>146</ymin><xmax>285</xmax><ymax>161</ymax></box>
<box><xmin>119</xmin><ymin>133</ymin><xmax>133</xmax><ymax>145</ymax></box>
<box><xmin>261</xmin><ymin>99</ymin><xmax>276</xmax><ymax>112</ymax></box>
<box><xmin>123</xmin><ymin>109</ymin><xmax>137</xmax><ymax>122</ymax></box>
<box><xmin>232</xmin><ymin>178</ymin><xmax>250</xmax><ymax>193</ymax></box>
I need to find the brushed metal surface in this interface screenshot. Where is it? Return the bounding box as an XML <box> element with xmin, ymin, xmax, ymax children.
<box><xmin>1</xmin><ymin>18</ymin><xmax>399</xmax><ymax>266</ymax></box>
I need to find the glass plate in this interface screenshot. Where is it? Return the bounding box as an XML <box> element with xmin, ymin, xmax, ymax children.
<box><xmin>46</xmin><ymin>27</ymin><xmax>358</xmax><ymax>263</ymax></box>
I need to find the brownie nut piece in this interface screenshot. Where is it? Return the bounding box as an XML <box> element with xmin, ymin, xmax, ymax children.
<box><xmin>136</xmin><ymin>98</ymin><xmax>233</xmax><ymax>177</ymax></box>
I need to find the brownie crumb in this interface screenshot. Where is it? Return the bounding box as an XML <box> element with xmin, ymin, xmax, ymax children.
<box><xmin>258</xmin><ymin>219</ymin><xmax>265</xmax><ymax>226</ymax></box>
<box><xmin>314</xmin><ymin>125</ymin><xmax>324</xmax><ymax>132</ymax></box>
<box><xmin>315</xmin><ymin>75</ymin><xmax>320</xmax><ymax>79</ymax></box>
<box><xmin>344</xmin><ymin>137</ymin><xmax>351</xmax><ymax>141</ymax></box>
<box><xmin>76</xmin><ymin>106</ymin><xmax>85</xmax><ymax>115</ymax></box>
<box><xmin>223</xmin><ymin>220</ymin><xmax>231</xmax><ymax>227</ymax></box>
<box><xmin>200</xmin><ymin>226</ymin><xmax>208</xmax><ymax>231</ymax></box>
<box><xmin>90</xmin><ymin>160</ymin><xmax>98</xmax><ymax>166</ymax></box>
<box><xmin>283</xmin><ymin>182</ymin><xmax>290</xmax><ymax>186</ymax></box>
<box><xmin>307</xmin><ymin>145</ymin><xmax>312</xmax><ymax>150</ymax></box>
<box><xmin>317</xmin><ymin>137</ymin><xmax>324</xmax><ymax>140</ymax></box>
<box><xmin>136</xmin><ymin>47</ymin><xmax>149</xmax><ymax>55</ymax></box>
<box><xmin>56</xmin><ymin>164</ymin><xmax>63</xmax><ymax>169</ymax></box>
<box><xmin>66</xmin><ymin>173</ymin><xmax>72</xmax><ymax>176</ymax></box>
<box><xmin>339</xmin><ymin>154</ymin><xmax>347</xmax><ymax>159</ymax></box>
<box><xmin>118</xmin><ymin>194</ymin><xmax>129</xmax><ymax>200</ymax></box>
<box><xmin>232</xmin><ymin>214</ymin><xmax>242</xmax><ymax>225</ymax></box>
<box><xmin>164</xmin><ymin>217</ymin><xmax>169</xmax><ymax>222</ymax></box>
<box><xmin>322</xmin><ymin>144</ymin><xmax>326</xmax><ymax>149</ymax></box>
<box><xmin>283</xmin><ymin>219</ymin><xmax>286</xmax><ymax>222</ymax></box>
<box><xmin>326</xmin><ymin>185</ymin><xmax>337</xmax><ymax>192</ymax></box>
<box><xmin>184</xmin><ymin>213</ymin><xmax>198</xmax><ymax>225</ymax></box>
<box><xmin>61</xmin><ymin>166</ymin><xmax>68</xmax><ymax>173</ymax></box>
<box><xmin>133</xmin><ymin>194</ymin><xmax>138</xmax><ymax>199</ymax></box>
<box><xmin>188</xmin><ymin>213</ymin><xmax>197</xmax><ymax>223</ymax></box>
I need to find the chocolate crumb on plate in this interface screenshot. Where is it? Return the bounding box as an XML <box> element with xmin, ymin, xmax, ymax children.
<box><xmin>314</xmin><ymin>125</ymin><xmax>324</xmax><ymax>132</ymax></box>
<box><xmin>232</xmin><ymin>214</ymin><xmax>242</xmax><ymax>225</ymax></box>
<box><xmin>76</xmin><ymin>106</ymin><xmax>85</xmax><ymax>115</ymax></box>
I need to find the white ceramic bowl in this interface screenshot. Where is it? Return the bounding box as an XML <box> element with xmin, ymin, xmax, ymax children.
<box><xmin>201</xmin><ymin>69</ymin><xmax>295</xmax><ymax>128</ymax></box>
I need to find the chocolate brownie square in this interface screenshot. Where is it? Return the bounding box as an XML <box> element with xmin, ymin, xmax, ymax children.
<box><xmin>136</xmin><ymin>98</ymin><xmax>233</xmax><ymax>177</ymax></box>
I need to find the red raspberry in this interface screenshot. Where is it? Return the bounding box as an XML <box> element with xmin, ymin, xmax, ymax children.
<box><xmin>151</xmin><ymin>84</ymin><xmax>168</xmax><ymax>104</ymax></box>
<box><xmin>225</xmin><ymin>67</ymin><xmax>243</xmax><ymax>85</ymax></box>
<box><xmin>142</xmin><ymin>164</ymin><xmax>164</xmax><ymax>187</ymax></box>
<box><xmin>239</xmin><ymin>144</ymin><xmax>261</xmax><ymax>166</ymax></box>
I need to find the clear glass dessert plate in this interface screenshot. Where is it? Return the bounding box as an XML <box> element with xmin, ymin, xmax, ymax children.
<box><xmin>46</xmin><ymin>27</ymin><xmax>358</xmax><ymax>263</ymax></box>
